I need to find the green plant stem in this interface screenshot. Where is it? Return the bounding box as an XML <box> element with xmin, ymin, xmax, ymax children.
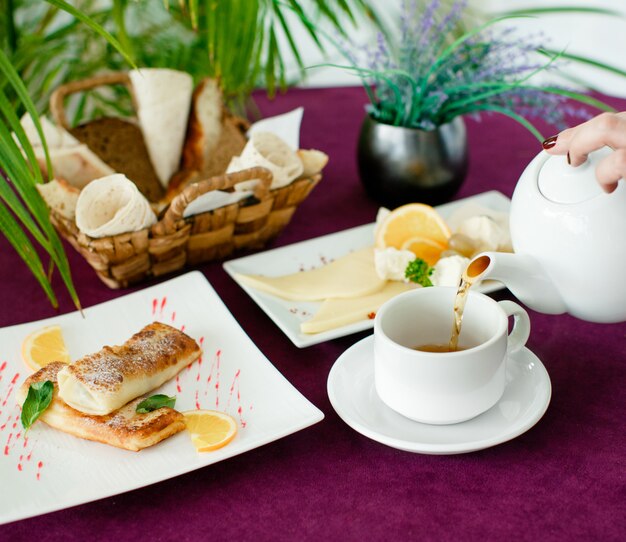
<box><xmin>495</xmin><ymin>7</ymin><xmax>622</xmax><ymax>17</ymax></box>
<box><xmin>416</xmin><ymin>15</ymin><xmax>531</xmax><ymax>108</ymax></box>
<box><xmin>467</xmin><ymin>103</ymin><xmax>544</xmax><ymax>141</ymax></box>
<box><xmin>112</xmin><ymin>0</ymin><xmax>135</xmax><ymax>61</ymax></box>
<box><xmin>6</xmin><ymin>0</ymin><xmax>17</xmax><ymax>53</ymax></box>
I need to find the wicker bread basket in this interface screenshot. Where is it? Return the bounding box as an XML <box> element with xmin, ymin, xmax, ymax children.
<box><xmin>48</xmin><ymin>73</ymin><xmax>321</xmax><ymax>289</ymax></box>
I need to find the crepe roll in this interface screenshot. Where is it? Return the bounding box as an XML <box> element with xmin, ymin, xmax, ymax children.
<box><xmin>17</xmin><ymin>362</ymin><xmax>185</xmax><ymax>452</ymax></box>
<box><xmin>57</xmin><ymin>322</ymin><xmax>201</xmax><ymax>416</ymax></box>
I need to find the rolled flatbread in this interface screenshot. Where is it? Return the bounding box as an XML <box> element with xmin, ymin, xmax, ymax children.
<box><xmin>75</xmin><ymin>173</ymin><xmax>157</xmax><ymax>238</ymax></box>
<box><xmin>18</xmin><ymin>114</ymin><xmax>114</xmax><ymax>188</ymax></box>
<box><xmin>37</xmin><ymin>179</ymin><xmax>80</xmax><ymax>220</ymax></box>
<box><xmin>57</xmin><ymin>322</ymin><xmax>201</xmax><ymax>416</ymax></box>
<box><xmin>19</xmin><ymin>114</ymin><xmax>80</xmax><ymax>149</ymax></box>
<box><xmin>129</xmin><ymin>68</ymin><xmax>193</xmax><ymax>187</ymax></box>
<box><xmin>16</xmin><ymin>362</ymin><xmax>185</xmax><ymax>452</ymax></box>
<box><xmin>37</xmin><ymin>145</ymin><xmax>115</xmax><ymax>189</ymax></box>
<box><xmin>227</xmin><ymin>132</ymin><xmax>303</xmax><ymax>189</ymax></box>
<box><xmin>297</xmin><ymin>149</ymin><xmax>328</xmax><ymax>178</ymax></box>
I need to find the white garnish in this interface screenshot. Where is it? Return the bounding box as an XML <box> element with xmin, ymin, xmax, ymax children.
<box><xmin>431</xmin><ymin>255</ymin><xmax>471</xmax><ymax>287</ymax></box>
<box><xmin>374</xmin><ymin>247</ymin><xmax>415</xmax><ymax>281</ymax></box>
<box><xmin>457</xmin><ymin>215</ymin><xmax>508</xmax><ymax>252</ymax></box>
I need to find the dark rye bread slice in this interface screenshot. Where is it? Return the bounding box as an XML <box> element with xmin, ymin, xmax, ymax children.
<box><xmin>71</xmin><ymin>117</ymin><xmax>164</xmax><ymax>203</ymax></box>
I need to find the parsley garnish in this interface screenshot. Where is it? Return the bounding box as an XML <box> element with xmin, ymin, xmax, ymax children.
<box><xmin>405</xmin><ymin>258</ymin><xmax>434</xmax><ymax>287</ymax></box>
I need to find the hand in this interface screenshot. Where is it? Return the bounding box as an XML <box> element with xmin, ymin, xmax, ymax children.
<box><xmin>542</xmin><ymin>112</ymin><xmax>626</xmax><ymax>193</ymax></box>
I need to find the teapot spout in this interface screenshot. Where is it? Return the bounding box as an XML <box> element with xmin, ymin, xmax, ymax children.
<box><xmin>465</xmin><ymin>252</ymin><xmax>567</xmax><ymax>315</ymax></box>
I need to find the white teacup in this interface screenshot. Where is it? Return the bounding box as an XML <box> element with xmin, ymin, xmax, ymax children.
<box><xmin>374</xmin><ymin>287</ymin><xmax>530</xmax><ymax>425</ymax></box>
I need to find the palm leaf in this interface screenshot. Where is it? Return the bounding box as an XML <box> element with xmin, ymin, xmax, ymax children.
<box><xmin>0</xmin><ymin>1</ymin><xmax>137</xmax><ymax>309</ymax></box>
<box><xmin>0</xmin><ymin>199</ymin><xmax>58</xmax><ymax>307</ymax></box>
<box><xmin>45</xmin><ymin>0</ymin><xmax>136</xmax><ymax>68</ymax></box>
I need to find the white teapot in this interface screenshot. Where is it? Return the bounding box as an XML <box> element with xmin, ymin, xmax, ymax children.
<box><xmin>467</xmin><ymin>147</ymin><xmax>626</xmax><ymax>323</ymax></box>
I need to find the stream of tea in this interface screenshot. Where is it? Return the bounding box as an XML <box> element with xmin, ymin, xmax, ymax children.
<box><xmin>448</xmin><ymin>256</ymin><xmax>490</xmax><ymax>351</ymax></box>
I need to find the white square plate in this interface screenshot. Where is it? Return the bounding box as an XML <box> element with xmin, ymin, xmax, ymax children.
<box><xmin>223</xmin><ymin>191</ymin><xmax>511</xmax><ymax>348</ymax></box>
<box><xmin>0</xmin><ymin>272</ymin><xmax>323</xmax><ymax>525</ymax></box>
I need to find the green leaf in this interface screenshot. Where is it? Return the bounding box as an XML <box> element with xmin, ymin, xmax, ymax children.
<box><xmin>136</xmin><ymin>394</ymin><xmax>177</xmax><ymax>413</ymax></box>
<box><xmin>21</xmin><ymin>381</ymin><xmax>54</xmax><ymax>430</ymax></box>
<box><xmin>496</xmin><ymin>7</ymin><xmax>622</xmax><ymax>17</ymax></box>
<box><xmin>0</xmin><ymin>199</ymin><xmax>58</xmax><ymax>307</ymax></box>
<box><xmin>45</xmin><ymin>0</ymin><xmax>136</xmax><ymax>69</ymax></box>
<box><xmin>539</xmin><ymin>86</ymin><xmax>616</xmax><ymax>113</ymax></box>
<box><xmin>417</xmin><ymin>14</ymin><xmax>534</xmax><ymax>101</ymax></box>
<box><xmin>466</xmin><ymin>104</ymin><xmax>545</xmax><ymax>141</ymax></box>
<box><xmin>0</xmin><ymin>49</ymin><xmax>53</xmax><ymax>177</ymax></box>
<box><xmin>538</xmin><ymin>47</ymin><xmax>626</xmax><ymax>80</ymax></box>
<box><xmin>405</xmin><ymin>258</ymin><xmax>434</xmax><ymax>288</ymax></box>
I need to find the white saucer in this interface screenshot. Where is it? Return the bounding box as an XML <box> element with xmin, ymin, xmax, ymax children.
<box><xmin>327</xmin><ymin>336</ymin><xmax>551</xmax><ymax>454</ymax></box>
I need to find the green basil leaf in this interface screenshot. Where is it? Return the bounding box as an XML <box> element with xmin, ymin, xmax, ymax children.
<box><xmin>21</xmin><ymin>380</ymin><xmax>54</xmax><ymax>430</ymax></box>
<box><xmin>136</xmin><ymin>394</ymin><xmax>176</xmax><ymax>414</ymax></box>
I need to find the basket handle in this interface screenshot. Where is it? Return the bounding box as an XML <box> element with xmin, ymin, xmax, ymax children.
<box><xmin>50</xmin><ymin>72</ymin><xmax>132</xmax><ymax>129</ymax></box>
<box><xmin>153</xmin><ymin>167</ymin><xmax>274</xmax><ymax>236</ymax></box>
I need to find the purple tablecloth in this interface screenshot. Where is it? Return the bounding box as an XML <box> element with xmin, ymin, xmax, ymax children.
<box><xmin>1</xmin><ymin>87</ymin><xmax>625</xmax><ymax>541</ymax></box>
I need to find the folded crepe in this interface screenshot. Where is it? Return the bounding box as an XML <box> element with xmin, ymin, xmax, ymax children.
<box><xmin>226</xmin><ymin>132</ymin><xmax>303</xmax><ymax>189</ymax></box>
<box><xmin>18</xmin><ymin>114</ymin><xmax>114</xmax><ymax>188</ymax></box>
<box><xmin>57</xmin><ymin>322</ymin><xmax>201</xmax><ymax>416</ymax></box>
<box><xmin>37</xmin><ymin>179</ymin><xmax>80</xmax><ymax>221</ymax></box>
<box><xmin>129</xmin><ymin>68</ymin><xmax>193</xmax><ymax>187</ymax></box>
<box><xmin>297</xmin><ymin>149</ymin><xmax>328</xmax><ymax>179</ymax></box>
<box><xmin>16</xmin><ymin>362</ymin><xmax>185</xmax><ymax>452</ymax></box>
<box><xmin>75</xmin><ymin>173</ymin><xmax>157</xmax><ymax>238</ymax></box>
<box><xmin>19</xmin><ymin>114</ymin><xmax>80</xmax><ymax>149</ymax></box>
<box><xmin>40</xmin><ymin>145</ymin><xmax>115</xmax><ymax>189</ymax></box>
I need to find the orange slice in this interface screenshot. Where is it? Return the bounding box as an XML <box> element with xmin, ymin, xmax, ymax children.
<box><xmin>21</xmin><ymin>325</ymin><xmax>71</xmax><ymax>371</ymax></box>
<box><xmin>401</xmin><ymin>236</ymin><xmax>447</xmax><ymax>266</ymax></box>
<box><xmin>375</xmin><ymin>203</ymin><xmax>451</xmax><ymax>249</ymax></box>
<box><xmin>183</xmin><ymin>410</ymin><xmax>237</xmax><ymax>452</ymax></box>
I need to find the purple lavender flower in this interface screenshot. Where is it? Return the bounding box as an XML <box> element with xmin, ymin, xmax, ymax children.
<box><xmin>338</xmin><ymin>0</ymin><xmax>594</xmax><ymax>133</ymax></box>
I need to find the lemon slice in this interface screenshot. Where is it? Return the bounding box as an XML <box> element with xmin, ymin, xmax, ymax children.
<box><xmin>21</xmin><ymin>325</ymin><xmax>71</xmax><ymax>371</ymax></box>
<box><xmin>375</xmin><ymin>203</ymin><xmax>451</xmax><ymax>249</ymax></box>
<box><xmin>400</xmin><ymin>236</ymin><xmax>447</xmax><ymax>266</ymax></box>
<box><xmin>183</xmin><ymin>410</ymin><xmax>237</xmax><ymax>452</ymax></box>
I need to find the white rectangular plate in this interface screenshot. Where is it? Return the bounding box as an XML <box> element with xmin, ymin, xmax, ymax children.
<box><xmin>223</xmin><ymin>191</ymin><xmax>511</xmax><ymax>348</ymax></box>
<box><xmin>0</xmin><ymin>272</ymin><xmax>323</xmax><ymax>525</ymax></box>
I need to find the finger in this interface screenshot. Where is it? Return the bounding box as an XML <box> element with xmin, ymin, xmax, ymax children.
<box><xmin>568</xmin><ymin>112</ymin><xmax>626</xmax><ymax>166</ymax></box>
<box><xmin>595</xmin><ymin>149</ymin><xmax>626</xmax><ymax>193</ymax></box>
<box><xmin>543</xmin><ymin>126</ymin><xmax>576</xmax><ymax>155</ymax></box>
<box><xmin>542</xmin><ymin>112</ymin><xmax>626</xmax><ymax>159</ymax></box>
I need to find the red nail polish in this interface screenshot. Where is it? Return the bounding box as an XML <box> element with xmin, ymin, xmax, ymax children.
<box><xmin>542</xmin><ymin>135</ymin><xmax>558</xmax><ymax>149</ymax></box>
<box><xmin>567</xmin><ymin>152</ymin><xmax>571</xmax><ymax>165</ymax></box>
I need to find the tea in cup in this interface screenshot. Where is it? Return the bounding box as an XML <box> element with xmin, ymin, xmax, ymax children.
<box><xmin>374</xmin><ymin>287</ymin><xmax>530</xmax><ymax>425</ymax></box>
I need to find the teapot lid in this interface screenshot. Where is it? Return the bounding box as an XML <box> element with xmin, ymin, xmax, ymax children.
<box><xmin>537</xmin><ymin>147</ymin><xmax>610</xmax><ymax>204</ymax></box>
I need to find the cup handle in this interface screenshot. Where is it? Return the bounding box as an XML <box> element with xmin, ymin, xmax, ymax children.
<box><xmin>498</xmin><ymin>300</ymin><xmax>531</xmax><ymax>354</ymax></box>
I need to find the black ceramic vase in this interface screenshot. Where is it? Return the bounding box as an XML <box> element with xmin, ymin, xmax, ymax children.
<box><xmin>357</xmin><ymin>115</ymin><xmax>468</xmax><ymax>208</ymax></box>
